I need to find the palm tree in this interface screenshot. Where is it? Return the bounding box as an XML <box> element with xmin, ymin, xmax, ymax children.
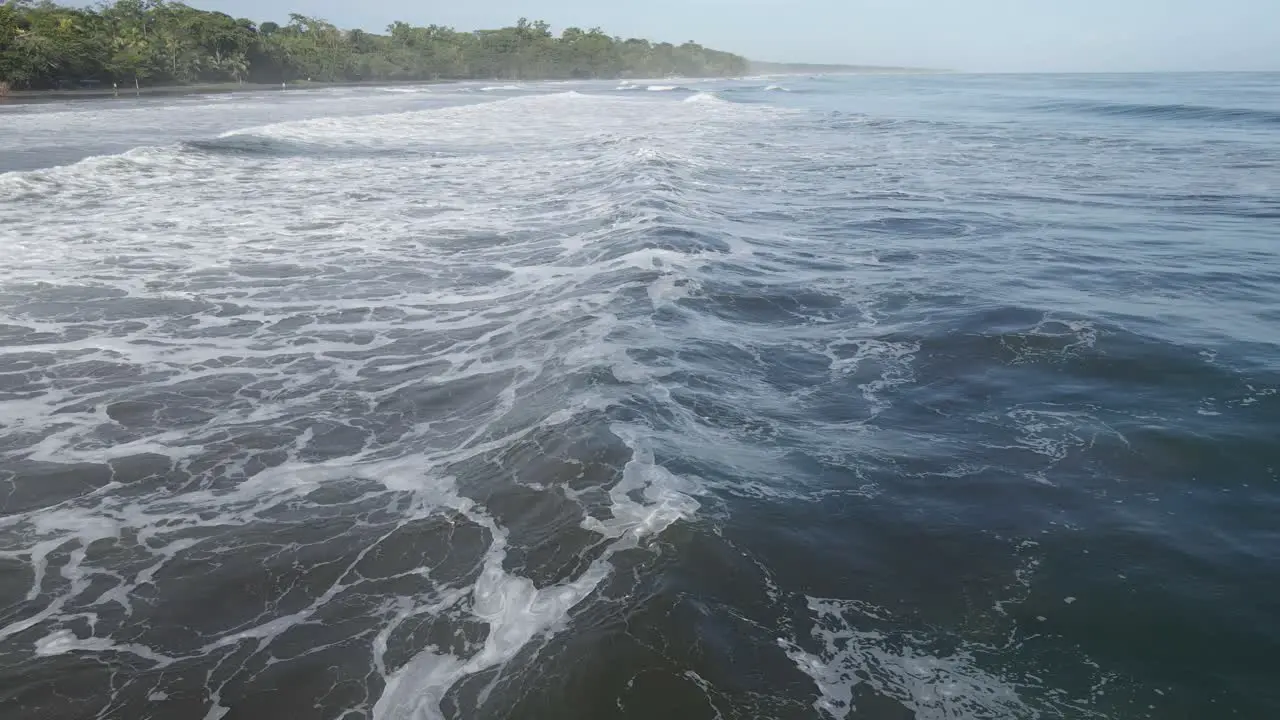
<box><xmin>220</xmin><ymin>51</ymin><xmax>247</xmax><ymax>83</ymax></box>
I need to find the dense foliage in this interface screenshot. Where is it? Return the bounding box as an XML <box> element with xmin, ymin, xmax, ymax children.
<box><xmin>0</xmin><ymin>0</ymin><xmax>749</xmax><ymax>91</ymax></box>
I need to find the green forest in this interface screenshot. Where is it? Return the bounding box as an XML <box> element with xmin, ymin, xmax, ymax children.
<box><xmin>0</xmin><ymin>0</ymin><xmax>750</xmax><ymax>92</ymax></box>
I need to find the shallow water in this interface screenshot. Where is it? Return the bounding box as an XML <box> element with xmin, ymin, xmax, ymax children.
<box><xmin>1</xmin><ymin>73</ymin><xmax>1278</xmax><ymax>719</ymax></box>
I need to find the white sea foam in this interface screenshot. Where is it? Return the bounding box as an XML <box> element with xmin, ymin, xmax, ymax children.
<box><xmin>683</xmin><ymin>92</ymin><xmax>725</xmax><ymax>104</ymax></box>
<box><xmin>35</xmin><ymin>628</ymin><xmax>177</xmax><ymax>664</ymax></box>
<box><xmin>0</xmin><ymin>89</ymin><xmax>494</xmax><ymax>172</ymax></box>
<box><xmin>783</xmin><ymin>590</ymin><xmax>1133</xmax><ymax>719</ymax></box>
<box><xmin>0</xmin><ymin>87</ymin><xmax>780</xmax><ymax>717</ymax></box>
<box><xmin>373</xmin><ymin>429</ymin><xmax>699</xmax><ymax>720</ymax></box>
<box><xmin>783</xmin><ymin>596</ymin><xmax>1036</xmax><ymax>719</ymax></box>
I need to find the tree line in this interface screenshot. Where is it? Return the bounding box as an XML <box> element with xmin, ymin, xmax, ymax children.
<box><xmin>0</xmin><ymin>0</ymin><xmax>750</xmax><ymax>92</ymax></box>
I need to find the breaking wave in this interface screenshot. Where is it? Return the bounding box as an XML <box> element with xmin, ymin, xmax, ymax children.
<box><xmin>1037</xmin><ymin>99</ymin><xmax>1280</xmax><ymax>125</ymax></box>
<box><xmin>2</xmin><ymin>73</ymin><xmax>1277</xmax><ymax>720</ymax></box>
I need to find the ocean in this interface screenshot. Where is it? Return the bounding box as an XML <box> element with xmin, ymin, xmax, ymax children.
<box><xmin>1</xmin><ymin>73</ymin><xmax>1277</xmax><ymax>719</ymax></box>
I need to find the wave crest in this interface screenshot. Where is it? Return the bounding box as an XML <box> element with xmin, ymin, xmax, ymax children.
<box><xmin>1039</xmin><ymin>99</ymin><xmax>1280</xmax><ymax>125</ymax></box>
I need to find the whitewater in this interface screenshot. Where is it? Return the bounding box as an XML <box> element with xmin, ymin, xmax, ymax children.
<box><xmin>1</xmin><ymin>74</ymin><xmax>1278</xmax><ymax>719</ymax></box>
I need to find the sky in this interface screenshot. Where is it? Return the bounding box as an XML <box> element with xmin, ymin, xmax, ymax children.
<box><xmin>196</xmin><ymin>0</ymin><xmax>1280</xmax><ymax>73</ymax></box>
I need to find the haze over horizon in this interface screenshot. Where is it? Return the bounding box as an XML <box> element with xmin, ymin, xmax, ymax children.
<box><xmin>188</xmin><ymin>0</ymin><xmax>1280</xmax><ymax>73</ymax></box>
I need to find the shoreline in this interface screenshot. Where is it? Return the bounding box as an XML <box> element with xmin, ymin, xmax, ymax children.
<box><xmin>0</xmin><ymin>78</ymin><xmax>457</xmax><ymax>103</ymax></box>
<box><xmin>0</xmin><ymin>70</ymin><xmax>951</xmax><ymax>104</ymax></box>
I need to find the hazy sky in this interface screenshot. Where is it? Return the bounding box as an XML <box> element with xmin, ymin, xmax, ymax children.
<box><xmin>200</xmin><ymin>0</ymin><xmax>1280</xmax><ymax>72</ymax></box>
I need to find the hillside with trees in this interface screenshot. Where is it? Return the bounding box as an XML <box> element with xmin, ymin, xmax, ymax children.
<box><xmin>0</xmin><ymin>0</ymin><xmax>749</xmax><ymax>92</ymax></box>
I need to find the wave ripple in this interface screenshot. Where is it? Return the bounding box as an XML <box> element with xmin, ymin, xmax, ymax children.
<box><xmin>3</xmin><ymin>73</ymin><xmax>1280</xmax><ymax>720</ymax></box>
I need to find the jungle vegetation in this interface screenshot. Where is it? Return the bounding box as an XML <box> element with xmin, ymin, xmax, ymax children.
<box><xmin>0</xmin><ymin>0</ymin><xmax>750</xmax><ymax>92</ymax></box>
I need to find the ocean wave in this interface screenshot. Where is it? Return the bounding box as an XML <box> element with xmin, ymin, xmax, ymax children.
<box><xmin>375</xmin><ymin>86</ymin><xmax>433</xmax><ymax>94</ymax></box>
<box><xmin>184</xmin><ymin>134</ymin><xmax>305</xmax><ymax>156</ymax></box>
<box><xmin>683</xmin><ymin>92</ymin><xmax>725</xmax><ymax>104</ymax></box>
<box><xmin>5</xmin><ymin>73</ymin><xmax>1268</xmax><ymax>720</ymax></box>
<box><xmin>182</xmin><ymin>134</ymin><xmax>432</xmax><ymax>159</ymax></box>
<box><xmin>1038</xmin><ymin>99</ymin><xmax>1280</xmax><ymax>125</ymax></box>
<box><xmin>714</xmin><ymin>84</ymin><xmax>797</xmax><ymax>95</ymax></box>
<box><xmin>0</xmin><ymin>90</ymin><xmax>778</xmax><ymax>188</ymax></box>
<box><xmin>0</xmin><ymin>79</ymin><xmax>775</xmax><ymax>718</ymax></box>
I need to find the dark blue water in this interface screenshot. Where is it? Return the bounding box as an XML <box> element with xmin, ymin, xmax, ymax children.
<box><xmin>1</xmin><ymin>73</ymin><xmax>1277</xmax><ymax>719</ymax></box>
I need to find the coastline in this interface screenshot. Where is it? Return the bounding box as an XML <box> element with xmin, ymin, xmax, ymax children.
<box><xmin>0</xmin><ymin>70</ymin><xmax>951</xmax><ymax>104</ymax></box>
<box><xmin>0</xmin><ymin>78</ymin><xmax>456</xmax><ymax>103</ymax></box>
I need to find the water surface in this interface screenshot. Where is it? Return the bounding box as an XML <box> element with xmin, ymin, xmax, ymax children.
<box><xmin>1</xmin><ymin>73</ymin><xmax>1278</xmax><ymax>719</ymax></box>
